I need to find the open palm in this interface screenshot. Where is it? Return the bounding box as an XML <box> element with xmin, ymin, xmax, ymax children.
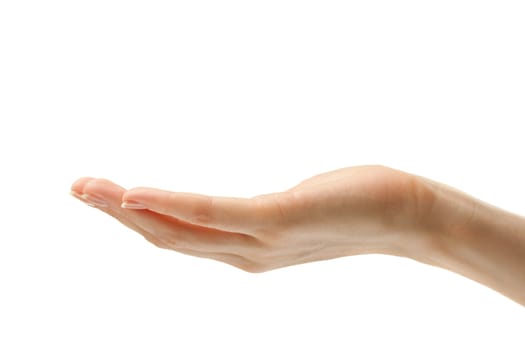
<box><xmin>71</xmin><ymin>165</ymin><xmax>431</xmax><ymax>272</ymax></box>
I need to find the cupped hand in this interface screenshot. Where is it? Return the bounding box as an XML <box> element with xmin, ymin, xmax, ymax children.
<box><xmin>70</xmin><ymin>165</ymin><xmax>434</xmax><ymax>272</ymax></box>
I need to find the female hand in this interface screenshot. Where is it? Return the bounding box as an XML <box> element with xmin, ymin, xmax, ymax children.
<box><xmin>70</xmin><ymin>165</ymin><xmax>433</xmax><ymax>272</ymax></box>
<box><xmin>72</xmin><ymin>164</ymin><xmax>525</xmax><ymax>305</ymax></box>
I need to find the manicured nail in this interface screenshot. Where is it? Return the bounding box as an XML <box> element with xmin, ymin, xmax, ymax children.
<box><xmin>81</xmin><ymin>193</ymin><xmax>108</xmax><ymax>208</ymax></box>
<box><xmin>121</xmin><ymin>201</ymin><xmax>147</xmax><ymax>209</ymax></box>
<box><xmin>70</xmin><ymin>191</ymin><xmax>83</xmax><ymax>200</ymax></box>
<box><xmin>70</xmin><ymin>191</ymin><xmax>95</xmax><ymax>207</ymax></box>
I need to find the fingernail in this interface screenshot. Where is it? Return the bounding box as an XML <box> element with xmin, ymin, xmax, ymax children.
<box><xmin>70</xmin><ymin>191</ymin><xmax>95</xmax><ymax>207</ymax></box>
<box><xmin>121</xmin><ymin>201</ymin><xmax>147</xmax><ymax>209</ymax></box>
<box><xmin>81</xmin><ymin>193</ymin><xmax>108</xmax><ymax>208</ymax></box>
<box><xmin>70</xmin><ymin>190</ymin><xmax>83</xmax><ymax>200</ymax></box>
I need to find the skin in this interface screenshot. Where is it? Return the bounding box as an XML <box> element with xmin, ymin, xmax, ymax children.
<box><xmin>70</xmin><ymin>165</ymin><xmax>525</xmax><ymax>306</ymax></box>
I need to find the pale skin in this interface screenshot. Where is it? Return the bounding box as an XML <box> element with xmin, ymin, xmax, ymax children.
<box><xmin>70</xmin><ymin>165</ymin><xmax>525</xmax><ymax>306</ymax></box>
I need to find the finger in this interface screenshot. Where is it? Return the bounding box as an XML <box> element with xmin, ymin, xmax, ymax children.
<box><xmin>112</xmin><ymin>211</ymin><xmax>257</xmax><ymax>271</ymax></box>
<box><xmin>76</xmin><ymin>178</ymin><xmax>259</xmax><ymax>255</ymax></box>
<box><xmin>72</xmin><ymin>177</ymin><xmax>155</xmax><ymax>236</ymax></box>
<box><xmin>73</xmin><ymin>185</ymin><xmax>254</xmax><ymax>270</ymax></box>
<box><xmin>71</xmin><ymin>177</ymin><xmax>161</xmax><ymax>242</ymax></box>
<box><xmin>71</xmin><ymin>177</ymin><xmax>96</xmax><ymax>193</ymax></box>
<box><xmin>122</xmin><ymin>188</ymin><xmax>265</xmax><ymax>233</ymax></box>
<box><xmin>70</xmin><ymin>177</ymin><xmax>96</xmax><ymax>205</ymax></box>
<box><xmin>100</xmin><ymin>201</ymin><xmax>256</xmax><ymax>271</ymax></box>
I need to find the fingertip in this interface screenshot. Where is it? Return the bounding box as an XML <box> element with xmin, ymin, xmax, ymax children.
<box><xmin>82</xmin><ymin>178</ymin><xmax>126</xmax><ymax>200</ymax></box>
<box><xmin>70</xmin><ymin>177</ymin><xmax>96</xmax><ymax>193</ymax></box>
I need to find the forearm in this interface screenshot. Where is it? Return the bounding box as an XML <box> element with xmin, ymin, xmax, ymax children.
<box><xmin>410</xmin><ymin>177</ymin><xmax>525</xmax><ymax>306</ymax></box>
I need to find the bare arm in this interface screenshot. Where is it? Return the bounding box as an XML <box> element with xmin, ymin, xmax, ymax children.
<box><xmin>70</xmin><ymin>165</ymin><xmax>525</xmax><ymax>306</ymax></box>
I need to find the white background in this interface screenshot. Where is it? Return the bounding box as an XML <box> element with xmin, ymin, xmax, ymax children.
<box><xmin>1</xmin><ymin>1</ymin><xmax>524</xmax><ymax>348</ymax></box>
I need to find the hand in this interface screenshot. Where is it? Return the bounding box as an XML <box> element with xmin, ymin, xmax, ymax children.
<box><xmin>70</xmin><ymin>165</ymin><xmax>434</xmax><ymax>272</ymax></box>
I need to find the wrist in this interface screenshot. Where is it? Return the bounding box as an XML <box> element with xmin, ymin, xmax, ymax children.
<box><xmin>400</xmin><ymin>176</ymin><xmax>472</xmax><ymax>261</ymax></box>
<box><xmin>390</xmin><ymin>174</ymin><xmax>478</xmax><ymax>264</ymax></box>
<box><xmin>401</xmin><ymin>175</ymin><xmax>525</xmax><ymax>304</ymax></box>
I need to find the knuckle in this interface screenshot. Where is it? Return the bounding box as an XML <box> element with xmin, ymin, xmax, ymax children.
<box><xmin>248</xmin><ymin>195</ymin><xmax>268</xmax><ymax>215</ymax></box>
<box><xmin>191</xmin><ymin>195</ymin><xmax>214</xmax><ymax>225</ymax></box>
<box><xmin>255</xmin><ymin>192</ymin><xmax>297</xmax><ymax>223</ymax></box>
